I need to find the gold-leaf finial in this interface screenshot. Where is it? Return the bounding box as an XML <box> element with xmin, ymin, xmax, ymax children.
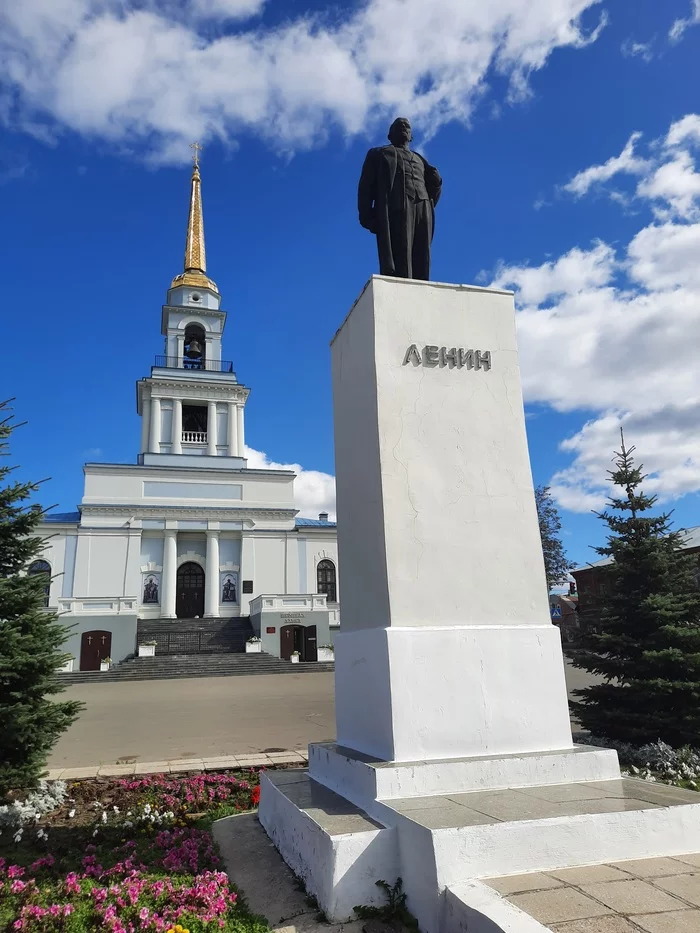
<box><xmin>170</xmin><ymin>143</ymin><xmax>219</xmax><ymax>295</ymax></box>
<box><xmin>190</xmin><ymin>140</ymin><xmax>203</xmax><ymax>168</ymax></box>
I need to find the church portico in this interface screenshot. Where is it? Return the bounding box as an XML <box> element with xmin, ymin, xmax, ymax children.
<box><xmin>35</xmin><ymin>153</ymin><xmax>340</xmax><ymax>671</ymax></box>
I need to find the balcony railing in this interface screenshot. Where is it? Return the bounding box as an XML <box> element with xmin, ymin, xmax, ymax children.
<box><xmin>182</xmin><ymin>431</ymin><xmax>207</xmax><ymax>444</ymax></box>
<box><xmin>154</xmin><ymin>355</ymin><xmax>235</xmax><ymax>374</ymax></box>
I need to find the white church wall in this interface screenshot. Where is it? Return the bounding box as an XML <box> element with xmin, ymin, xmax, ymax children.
<box><xmin>85</xmin><ymin>534</ymin><xmax>132</xmax><ymax>597</ymax></box>
<box><xmin>249</xmin><ymin>536</ymin><xmax>287</xmax><ymax>596</ymax></box>
<box><xmin>177</xmin><ymin>535</ymin><xmax>206</xmax><ymax>565</ymax></box>
<box><xmin>34</xmin><ymin>533</ymin><xmax>66</xmax><ymax>608</ymax></box>
<box><xmin>219</xmin><ymin>536</ymin><xmax>241</xmax><ymax>568</ymax></box>
<box><xmin>238</xmin><ymin>475</ymin><xmax>295</xmax><ymax>507</ymax></box>
<box><xmin>61</xmin><ymin>614</ymin><xmax>138</xmax><ymax>668</ymax></box>
<box><xmin>140</xmin><ymin>535</ymin><xmax>165</xmax><ymax>568</ymax></box>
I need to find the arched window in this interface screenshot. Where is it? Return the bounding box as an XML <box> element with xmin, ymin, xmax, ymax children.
<box><xmin>28</xmin><ymin>559</ymin><xmax>51</xmax><ymax>608</ymax></box>
<box><xmin>317</xmin><ymin>559</ymin><xmax>337</xmax><ymax>603</ymax></box>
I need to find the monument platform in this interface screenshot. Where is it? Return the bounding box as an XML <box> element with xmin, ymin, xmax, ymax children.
<box><xmin>251</xmin><ymin>276</ymin><xmax>700</xmax><ymax>932</ymax></box>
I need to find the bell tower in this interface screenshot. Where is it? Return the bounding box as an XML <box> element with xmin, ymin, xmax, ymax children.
<box><xmin>136</xmin><ymin>147</ymin><xmax>250</xmax><ymax>467</ymax></box>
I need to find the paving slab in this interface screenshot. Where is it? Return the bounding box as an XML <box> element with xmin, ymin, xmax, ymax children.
<box><xmin>652</xmin><ymin>872</ymin><xmax>700</xmax><ymax>907</ymax></box>
<box><xmin>509</xmin><ymin>889</ymin><xmax>613</xmax><ymax>924</ymax></box>
<box><xmin>486</xmin><ymin>873</ymin><xmax>565</xmax><ymax>895</ymax></box>
<box><xmin>630</xmin><ymin>909</ymin><xmax>700</xmax><ymax>932</ymax></box>
<box><xmin>579</xmin><ymin>880</ymin><xmax>686</xmax><ymax>914</ymax></box>
<box><xmin>550</xmin><ymin>919</ymin><xmax>640</xmax><ymax>932</ymax></box>
<box><xmin>97</xmin><ymin>765</ymin><xmax>139</xmax><ymax>776</ymax></box>
<box><xmin>610</xmin><ymin>857</ymin><xmax>697</xmax><ymax>878</ymax></box>
<box><xmin>547</xmin><ymin>866</ymin><xmax>633</xmax><ymax>885</ymax></box>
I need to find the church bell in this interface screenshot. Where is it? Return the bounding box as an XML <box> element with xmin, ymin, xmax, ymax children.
<box><xmin>185</xmin><ymin>338</ymin><xmax>203</xmax><ymax>359</ymax></box>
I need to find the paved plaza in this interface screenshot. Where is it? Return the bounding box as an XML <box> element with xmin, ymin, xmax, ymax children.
<box><xmin>50</xmin><ymin>659</ymin><xmax>599</xmax><ymax>769</ymax></box>
<box><xmin>488</xmin><ymin>855</ymin><xmax>700</xmax><ymax>931</ymax></box>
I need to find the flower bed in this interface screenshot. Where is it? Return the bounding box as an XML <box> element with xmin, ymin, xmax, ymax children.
<box><xmin>580</xmin><ymin>736</ymin><xmax>700</xmax><ymax>789</ymax></box>
<box><xmin>0</xmin><ymin>771</ymin><xmax>267</xmax><ymax>932</ymax></box>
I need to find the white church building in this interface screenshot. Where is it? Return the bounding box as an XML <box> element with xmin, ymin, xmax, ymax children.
<box><xmin>33</xmin><ymin>158</ymin><xmax>339</xmax><ymax>673</ymax></box>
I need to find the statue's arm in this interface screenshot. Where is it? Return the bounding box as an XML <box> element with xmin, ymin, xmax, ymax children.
<box><xmin>358</xmin><ymin>149</ymin><xmax>378</xmax><ymax>232</ymax></box>
<box><xmin>423</xmin><ymin>160</ymin><xmax>443</xmax><ymax>207</ymax></box>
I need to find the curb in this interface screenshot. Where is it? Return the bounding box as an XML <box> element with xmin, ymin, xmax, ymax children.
<box><xmin>47</xmin><ymin>750</ymin><xmax>309</xmax><ymax>780</ymax></box>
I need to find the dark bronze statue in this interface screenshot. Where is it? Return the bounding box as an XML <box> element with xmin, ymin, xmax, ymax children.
<box><xmin>358</xmin><ymin>117</ymin><xmax>442</xmax><ymax>281</ymax></box>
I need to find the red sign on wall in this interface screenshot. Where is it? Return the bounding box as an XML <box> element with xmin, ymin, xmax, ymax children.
<box><xmin>266</xmin><ymin>627</ymin><xmax>276</xmax><ymax>634</ymax></box>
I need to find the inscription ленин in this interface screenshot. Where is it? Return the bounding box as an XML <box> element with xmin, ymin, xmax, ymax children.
<box><xmin>403</xmin><ymin>345</ymin><xmax>492</xmax><ymax>370</ymax></box>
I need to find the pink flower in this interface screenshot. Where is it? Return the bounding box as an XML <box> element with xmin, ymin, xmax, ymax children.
<box><xmin>7</xmin><ymin>866</ymin><xmax>24</xmax><ymax>879</ymax></box>
<box><xmin>139</xmin><ymin>907</ymin><xmax>150</xmax><ymax>921</ymax></box>
<box><xmin>10</xmin><ymin>881</ymin><xmax>26</xmax><ymax>894</ymax></box>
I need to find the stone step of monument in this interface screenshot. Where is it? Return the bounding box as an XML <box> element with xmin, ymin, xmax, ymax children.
<box><xmin>58</xmin><ymin>653</ymin><xmax>334</xmax><ymax>685</ymax></box>
<box><xmin>258</xmin><ymin>771</ymin><xmax>700</xmax><ymax>933</ymax></box>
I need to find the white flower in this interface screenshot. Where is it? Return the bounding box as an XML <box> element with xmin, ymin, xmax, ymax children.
<box><xmin>68</xmin><ymin>809</ymin><xmax>76</xmax><ymax>819</ymax></box>
<box><xmin>101</xmin><ymin>811</ymin><xmax>107</xmax><ymax>823</ymax></box>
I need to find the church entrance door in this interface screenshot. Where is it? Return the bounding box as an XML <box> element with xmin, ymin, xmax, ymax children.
<box><xmin>304</xmin><ymin>625</ymin><xmax>318</xmax><ymax>662</ymax></box>
<box><xmin>176</xmin><ymin>562</ymin><xmax>205</xmax><ymax>619</ymax></box>
<box><xmin>80</xmin><ymin>630</ymin><xmax>112</xmax><ymax>671</ymax></box>
<box><xmin>280</xmin><ymin>624</ymin><xmax>317</xmax><ymax>661</ymax></box>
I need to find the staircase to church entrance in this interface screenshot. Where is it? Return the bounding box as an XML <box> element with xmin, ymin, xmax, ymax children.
<box><xmin>58</xmin><ymin>617</ymin><xmax>335</xmax><ymax>684</ymax></box>
<box><xmin>137</xmin><ymin>617</ymin><xmax>255</xmax><ymax>655</ymax></box>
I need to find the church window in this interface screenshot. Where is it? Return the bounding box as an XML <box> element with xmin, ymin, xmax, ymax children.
<box><xmin>28</xmin><ymin>559</ymin><xmax>51</xmax><ymax>608</ymax></box>
<box><xmin>317</xmin><ymin>559</ymin><xmax>337</xmax><ymax>603</ymax></box>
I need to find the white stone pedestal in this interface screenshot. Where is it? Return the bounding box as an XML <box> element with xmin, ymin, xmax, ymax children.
<box><xmin>330</xmin><ymin>276</ymin><xmax>571</xmax><ymax>763</ymax></box>
<box><xmin>254</xmin><ymin>277</ymin><xmax>700</xmax><ymax>933</ymax></box>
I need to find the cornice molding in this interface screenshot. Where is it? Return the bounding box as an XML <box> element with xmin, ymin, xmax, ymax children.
<box><xmin>80</xmin><ymin>504</ymin><xmax>297</xmax><ymax>523</ymax></box>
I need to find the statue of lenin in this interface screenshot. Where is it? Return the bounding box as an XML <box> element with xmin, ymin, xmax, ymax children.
<box><xmin>358</xmin><ymin>117</ymin><xmax>442</xmax><ymax>281</ymax></box>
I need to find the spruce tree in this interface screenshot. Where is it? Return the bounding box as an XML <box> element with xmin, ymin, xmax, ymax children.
<box><xmin>0</xmin><ymin>401</ymin><xmax>83</xmax><ymax>796</ymax></box>
<box><xmin>535</xmin><ymin>485</ymin><xmax>571</xmax><ymax>591</ymax></box>
<box><xmin>572</xmin><ymin>431</ymin><xmax>700</xmax><ymax>746</ymax></box>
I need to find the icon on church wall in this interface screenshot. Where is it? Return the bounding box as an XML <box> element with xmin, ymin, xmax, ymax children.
<box><xmin>142</xmin><ymin>574</ymin><xmax>160</xmax><ymax>604</ymax></box>
<box><xmin>221</xmin><ymin>573</ymin><xmax>238</xmax><ymax>603</ymax></box>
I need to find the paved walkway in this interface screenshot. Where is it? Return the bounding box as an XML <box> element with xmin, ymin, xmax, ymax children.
<box><xmin>50</xmin><ymin>672</ymin><xmax>336</xmax><ymax>768</ymax></box>
<box><xmin>50</xmin><ymin>660</ymin><xmax>598</xmax><ymax>769</ymax></box>
<box><xmin>487</xmin><ymin>857</ymin><xmax>700</xmax><ymax>931</ymax></box>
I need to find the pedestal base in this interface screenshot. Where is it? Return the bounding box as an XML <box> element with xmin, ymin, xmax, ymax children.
<box><xmin>335</xmin><ymin>624</ymin><xmax>573</xmax><ymax>762</ymax></box>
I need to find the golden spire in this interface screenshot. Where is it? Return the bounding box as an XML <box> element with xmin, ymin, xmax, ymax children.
<box><xmin>170</xmin><ymin>142</ymin><xmax>219</xmax><ymax>294</ymax></box>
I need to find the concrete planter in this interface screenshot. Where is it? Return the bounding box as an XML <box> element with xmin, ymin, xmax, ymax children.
<box><xmin>138</xmin><ymin>644</ymin><xmax>156</xmax><ymax>657</ymax></box>
<box><xmin>291</xmin><ymin>654</ymin><xmax>300</xmax><ymax>664</ymax></box>
<box><xmin>100</xmin><ymin>660</ymin><xmax>111</xmax><ymax>672</ymax></box>
<box><xmin>58</xmin><ymin>658</ymin><xmax>74</xmax><ymax>673</ymax></box>
<box><xmin>317</xmin><ymin>647</ymin><xmax>334</xmax><ymax>662</ymax></box>
<box><xmin>246</xmin><ymin>641</ymin><xmax>262</xmax><ymax>653</ymax></box>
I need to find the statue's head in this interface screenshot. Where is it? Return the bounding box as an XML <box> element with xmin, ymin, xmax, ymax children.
<box><xmin>388</xmin><ymin>117</ymin><xmax>412</xmax><ymax>146</ymax></box>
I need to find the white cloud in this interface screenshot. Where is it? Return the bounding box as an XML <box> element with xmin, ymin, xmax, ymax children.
<box><xmin>491</xmin><ymin>242</ymin><xmax>615</xmax><ymax>305</ymax></box>
<box><xmin>490</xmin><ymin>113</ymin><xmax>700</xmax><ymax>512</ymax></box>
<box><xmin>620</xmin><ymin>38</ymin><xmax>654</xmax><ymax>62</ymax></box>
<box><xmin>637</xmin><ymin>150</ymin><xmax>700</xmax><ymax>220</ymax></box>
<box><xmin>666</xmin><ymin>113</ymin><xmax>700</xmax><ymax>149</ymax></box>
<box><xmin>562</xmin><ymin>131</ymin><xmax>649</xmax><ymax>197</ymax></box>
<box><xmin>0</xmin><ymin>0</ymin><xmax>607</xmax><ymax>159</ymax></box>
<box><xmin>244</xmin><ymin>445</ymin><xmax>336</xmax><ymax>520</ymax></box>
<box><xmin>669</xmin><ymin>0</ymin><xmax>700</xmax><ymax>42</ymax></box>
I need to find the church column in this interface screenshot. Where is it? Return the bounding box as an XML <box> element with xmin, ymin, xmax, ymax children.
<box><xmin>227</xmin><ymin>402</ymin><xmax>238</xmax><ymax>457</ymax></box>
<box><xmin>172</xmin><ymin>398</ymin><xmax>182</xmax><ymax>455</ymax></box>
<box><xmin>237</xmin><ymin>405</ymin><xmax>245</xmax><ymax>457</ymax></box>
<box><xmin>176</xmin><ymin>335</ymin><xmax>185</xmax><ymax>368</ymax></box>
<box><xmin>207</xmin><ymin>401</ymin><xmax>218</xmax><ymax>456</ymax></box>
<box><xmin>204</xmin><ymin>530</ymin><xmax>220</xmax><ymax>618</ymax></box>
<box><xmin>140</xmin><ymin>398</ymin><xmax>151</xmax><ymax>454</ymax></box>
<box><xmin>162</xmin><ymin>530</ymin><xmax>177</xmax><ymax>619</ymax></box>
<box><xmin>149</xmin><ymin>397</ymin><xmax>161</xmax><ymax>453</ymax></box>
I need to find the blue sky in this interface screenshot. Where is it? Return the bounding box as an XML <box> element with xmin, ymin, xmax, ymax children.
<box><xmin>2</xmin><ymin>0</ymin><xmax>700</xmax><ymax>567</ymax></box>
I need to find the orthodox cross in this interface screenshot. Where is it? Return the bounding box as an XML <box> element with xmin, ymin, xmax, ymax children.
<box><xmin>190</xmin><ymin>141</ymin><xmax>203</xmax><ymax>167</ymax></box>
